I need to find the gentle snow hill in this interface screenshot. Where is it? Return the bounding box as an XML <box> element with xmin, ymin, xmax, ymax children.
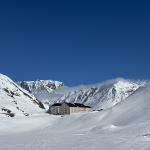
<box><xmin>0</xmin><ymin>74</ymin><xmax>45</xmax><ymax>117</ymax></box>
<box><xmin>100</xmin><ymin>85</ymin><xmax>150</xmax><ymax>126</ymax></box>
<box><xmin>46</xmin><ymin>78</ymin><xmax>149</xmax><ymax>110</ymax></box>
<box><xmin>18</xmin><ymin>80</ymin><xmax>64</xmax><ymax>103</ymax></box>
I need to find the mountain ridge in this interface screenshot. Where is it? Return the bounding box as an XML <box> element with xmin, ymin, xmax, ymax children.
<box><xmin>17</xmin><ymin>80</ymin><xmax>64</xmax><ymax>103</ymax></box>
<box><xmin>17</xmin><ymin>77</ymin><xmax>150</xmax><ymax>110</ymax></box>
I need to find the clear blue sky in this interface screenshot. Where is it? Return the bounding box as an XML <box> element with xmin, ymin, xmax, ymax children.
<box><xmin>0</xmin><ymin>0</ymin><xmax>150</xmax><ymax>85</ymax></box>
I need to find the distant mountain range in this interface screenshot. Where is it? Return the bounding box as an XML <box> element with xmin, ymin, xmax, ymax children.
<box><xmin>17</xmin><ymin>77</ymin><xmax>150</xmax><ymax>110</ymax></box>
<box><xmin>1</xmin><ymin>72</ymin><xmax>150</xmax><ymax>118</ymax></box>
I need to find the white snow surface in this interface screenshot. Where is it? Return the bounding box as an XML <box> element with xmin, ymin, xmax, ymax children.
<box><xmin>0</xmin><ymin>74</ymin><xmax>44</xmax><ymax>117</ymax></box>
<box><xmin>1</xmin><ymin>84</ymin><xmax>150</xmax><ymax>149</ymax></box>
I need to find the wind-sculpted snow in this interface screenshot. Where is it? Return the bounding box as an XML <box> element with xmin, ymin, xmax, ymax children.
<box><xmin>0</xmin><ymin>74</ymin><xmax>45</xmax><ymax>117</ymax></box>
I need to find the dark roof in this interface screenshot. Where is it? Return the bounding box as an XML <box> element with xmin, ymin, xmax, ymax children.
<box><xmin>51</xmin><ymin>102</ymin><xmax>91</xmax><ymax>108</ymax></box>
<box><xmin>51</xmin><ymin>103</ymin><xmax>61</xmax><ymax>106</ymax></box>
<box><xmin>74</xmin><ymin>103</ymin><xmax>91</xmax><ymax>108</ymax></box>
<box><xmin>65</xmin><ymin>102</ymin><xmax>77</xmax><ymax>107</ymax></box>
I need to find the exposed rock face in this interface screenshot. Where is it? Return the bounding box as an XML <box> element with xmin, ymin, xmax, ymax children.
<box><xmin>0</xmin><ymin>74</ymin><xmax>45</xmax><ymax>117</ymax></box>
<box><xmin>18</xmin><ymin>80</ymin><xmax>64</xmax><ymax>103</ymax></box>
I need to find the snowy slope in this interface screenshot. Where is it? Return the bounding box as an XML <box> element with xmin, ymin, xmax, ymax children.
<box><xmin>18</xmin><ymin>80</ymin><xmax>64</xmax><ymax>103</ymax></box>
<box><xmin>0</xmin><ymin>74</ymin><xmax>45</xmax><ymax>117</ymax></box>
<box><xmin>47</xmin><ymin>78</ymin><xmax>148</xmax><ymax>110</ymax></box>
<box><xmin>1</xmin><ymin>85</ymin><xmax>150</xmax><ymax>150</ymax></box>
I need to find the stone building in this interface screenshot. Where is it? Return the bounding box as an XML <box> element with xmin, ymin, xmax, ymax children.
<box><xmin>48</xmin><ymin>102</ymin><xmax>92</xmax><ymax>115</ymax></box>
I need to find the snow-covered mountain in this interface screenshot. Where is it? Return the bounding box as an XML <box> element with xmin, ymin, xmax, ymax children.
<box><xmin>0</xmin><ymin>74</ymin><xmax>45</xmax><ymax>117</ymax></box>
<box><xmin>1</xmin><ymin>84</ymin><xmax>150</xmax><ymax>150</ymax></box>
<box><xmin>1</xmin><ymin>74</ymin><xmax>150</xmax><ymax>149</ymax></box>
<box><xmin>18</xmin><ymin>80</ymin><xmax>64</xmax><ymax>103</ymax></box>
<box><xmin>17</xmin><ymin>77</ymin><xmax>149</xmax><ymax>110</ymax></box>
<box><xmin>47</xmin><ymin>78</ymin><xmax>149</xmax><ymax>110</ymax></box>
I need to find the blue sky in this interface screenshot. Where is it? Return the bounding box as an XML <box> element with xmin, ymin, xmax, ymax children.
<box><xmin>0</xmin><ymin>0</ymin><xmax>150</xmax><ymax>85</ymax></box>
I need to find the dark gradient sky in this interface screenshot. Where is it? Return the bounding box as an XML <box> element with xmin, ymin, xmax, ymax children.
<box><xmin>0</xmin><ymin>0</ymin><xmax>150</xmax><ymax>85</ymax></box>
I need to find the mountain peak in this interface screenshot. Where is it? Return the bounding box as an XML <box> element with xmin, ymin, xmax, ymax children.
<box><xmin>18</xmin><ymin>79</ymin><xmax>64</xmax><ymax>103</ymax></box>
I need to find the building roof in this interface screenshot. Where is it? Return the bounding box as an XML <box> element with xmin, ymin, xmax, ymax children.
<box><xmin>65</xmin><ymin>102</ymin><xmax>77</xmax><ymax>107</ymax></box>
<box><xmin>51</xmin><ymin>102</ymin><xmax>91</xmax><ymax>108</ymax></box>
<box><xmin>51</xmin><ymin>103</ymin><xmax>61</xmax><ymax>106</ymax></box>
<box><xmin>74</xmin><ymin>103</ymin><xmax>91</xmax><ymax>108</ymax></box>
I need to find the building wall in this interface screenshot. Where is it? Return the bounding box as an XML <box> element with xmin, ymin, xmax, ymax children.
<box><xmin>50</xmin><ymin>106</ymin><xmax>60</xmax><ymax>115</ymax></box>
<box><xmin>70</xmin><ymin>107</ymin><xmax>78</xmax><ymax>113</ymax></box>
<box><xmin>85</xmin><ymin>108</ymin><xmax>93</xmax><ymax>112</ymax></box>
<box><xmin>59</xmin><ymin>103</ymin><xmax>70</xmax><ymax>115</ymax></box>
<box><xmin>70</xmin><ymin>107</ymin><xmax>92</xmax><ymax>114</ymax></box>
<box><xmin>50</xmin><ymin>104</ymin><xmax>93</xmax><ymax>115</ymax></box>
